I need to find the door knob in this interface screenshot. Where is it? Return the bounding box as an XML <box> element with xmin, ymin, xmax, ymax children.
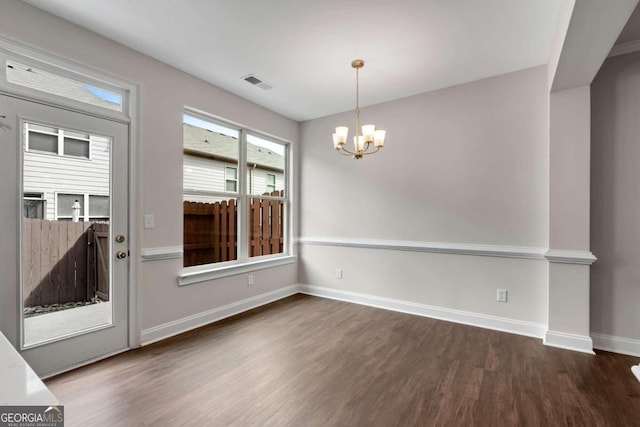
<box><xmin>115</xmin><ymin>234</ymin><xmax>126</xmax><ymax>243</ymax></box>
<box><xmin>116</xmin><ymin>250</ymin><xmax>128</xmax><ymax>259</ymax></box>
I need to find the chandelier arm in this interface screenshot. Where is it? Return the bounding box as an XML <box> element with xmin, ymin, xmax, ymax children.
<box><xmin>360</xmin><ymin>145</ymin><xmax>382</xmax><ymax>156</ymax></box>
<box><xmin>337</xmin><ymin>148</ymin><xmax>355</xmax><ymax>156</ymax></box>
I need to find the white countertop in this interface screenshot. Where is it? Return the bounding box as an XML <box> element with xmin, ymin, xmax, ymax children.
<box><xmin>0</xmin><ymin>333</ymin><xmax>58</xmax><ymax>405</ymax></box>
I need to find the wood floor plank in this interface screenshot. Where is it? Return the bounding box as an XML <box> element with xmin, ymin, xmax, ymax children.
<box><xmin>46</xmin><ymin>294</ymin><xmax>640</xmax><ymax>426</ymax></box>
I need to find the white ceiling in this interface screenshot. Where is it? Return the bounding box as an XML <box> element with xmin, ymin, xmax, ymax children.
<box><xmin>22</xmin><ymin>0</ymin><xmax>565</xmax><ymax>122</ymax></box>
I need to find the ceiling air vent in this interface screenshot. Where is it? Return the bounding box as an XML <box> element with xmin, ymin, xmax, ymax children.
<box><xmin>243</xmin><ymin>74</ymin><xmax>273</xmax><ymax>91</ymax></box>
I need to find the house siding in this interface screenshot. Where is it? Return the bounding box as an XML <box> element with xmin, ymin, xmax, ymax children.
<box><xmin>23</xmin><ymin>132</ymin><xmax>110</xmax><ymax>220</ymax></box>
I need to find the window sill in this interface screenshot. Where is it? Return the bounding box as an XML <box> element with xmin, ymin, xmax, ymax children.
<box><xmin>178</xmin><ymin>255</ymin><xmax>296</xmax><ymax>286</ymax></box>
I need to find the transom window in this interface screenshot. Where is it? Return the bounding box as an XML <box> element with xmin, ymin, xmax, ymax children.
<box><xmin>183</xmin><ymin>112</ymin><xmax>288</xmax><ymax>268</ymax></box>
<box><xmin>6</xmin><ymin>60</ymin><xmax>123</xmax><ymax>112</ymax></box>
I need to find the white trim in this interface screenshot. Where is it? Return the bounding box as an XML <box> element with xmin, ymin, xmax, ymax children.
<box><xmin>632</xmin><ymin>365</ymin><xmax>640</xmax><ymax>383</ymax></box>
<box><xmin>591</xmin><ymin>333</ymin><xmax>640</xmax><ymax>357</ymax></box>
<box><xmin>609</xmin><ymin>39</ymin><xmax>640</xmax><ymax>58</ymax></box>
<box><xmin>141</xmin><ymin>285</ymin><xmax>299</xmax><ymax>345</ymax></box>
<box><xmin>178</xmin><ymin>255</ymin><xmax>296</xmax><ymax>286</ymax></box>
<box><xmin>544</xmin><ymin>249</ymin><xmax>597</xmax><ymax>265</ymax></box>
<box><xmin>140</xmin><ymin>246</ymin><xmax>183</xmax><ymax>261</ymax></box>
<box><xmin>299</xmin><ymin>284</ymin><xmax>546</xmax><ymax>339</ymax></box>
<box><xmin>0</xmin><ymin>36</ymin><xmax>131</xmax><ymax>123</ymax></box>
<box><xmin>543</xmin><ymin>330</ymin><xmax>595</xmax><ymax>354</ymax></box>
<box><xmin>0</xmin><ymin>34</ymin><xmax>142</xmax><ymax>350</ymax></box>
<box><xmin>297</xmin><ymin>236</ymin><xmax>546</xmax><ymax>260</ymax></box>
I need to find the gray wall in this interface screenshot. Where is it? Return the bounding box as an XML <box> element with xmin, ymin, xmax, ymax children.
<box><xmin>0</xmin><ymin>0</ymin><xmax>299</xmax><ymax>334</ymax></box>
<box><xmin>299</xmin><ymin>66</ymin><xmax>550</xmax><ymax>325</ymax></box>
<box><xmin>591</xmin><ymin>51</ymin><xmax>640</xmax><ymax>342</ymax></box>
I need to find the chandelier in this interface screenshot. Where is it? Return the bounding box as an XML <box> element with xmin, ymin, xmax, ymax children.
<box><xmin>332</xmin><ymin>59</ymin><xmax>386</xmax><ymax>159</ymax></box>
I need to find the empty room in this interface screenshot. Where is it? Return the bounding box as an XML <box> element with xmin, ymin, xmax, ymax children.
<box><xmin>0</xmin><ymin>0</ymin><xmax>639</xmax><ymax>425</ymax></box>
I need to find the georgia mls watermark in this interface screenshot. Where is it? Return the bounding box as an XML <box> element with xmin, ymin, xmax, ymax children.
<box><xmin>0</xmin><ymin>406</ymin><xmax>64</xmax><ymax>427</ymax></box>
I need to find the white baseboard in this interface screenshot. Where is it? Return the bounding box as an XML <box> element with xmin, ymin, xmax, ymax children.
<box><xmin>592</xmin><ymin>333</ymin><xmax>640</xmax><ymax>357</ymax></box>
<box><xmin>141</xmin><ymin>285</ymin><xmax>299</xmax><ymax>345</ymax></box>
<box><xmin>299</xmin><ymin>284</ymin><xmax>546</xmax><ymax>339</ymax></box>
<box><xmin>632</xmin><ymin>365</ymin><xmax>640</xmax><ymax>383</ymax></box>
<box><xmin>544</xmin><ymin>330</ymin><xmax>595</xmax><ymax>354</ymax></box>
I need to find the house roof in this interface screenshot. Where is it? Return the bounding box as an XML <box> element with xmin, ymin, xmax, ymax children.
<box><xmin>183</xmin><ymin>123</ymin><xmax>284</xmax><ymax>172</ymax></box>
<box><xmin>6</xmin><ymin>61</ymin><xmax>121</xmax><ymax>111</ymax></box>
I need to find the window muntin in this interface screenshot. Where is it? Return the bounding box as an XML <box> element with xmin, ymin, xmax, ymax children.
<box><xmin>183</xmin><ymin>112</ymin><xmax>288</xmax><ymax>268</ymax></box>
<box><xmin>6</xmin><ymin>60</ymin><xmax>123</xmax><ymax>112</ymax></box>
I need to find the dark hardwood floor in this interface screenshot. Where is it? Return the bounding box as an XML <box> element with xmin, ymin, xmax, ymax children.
<box><xmin>46</xmin><ymin>294</ymin><xmax>640</xmax><ymax>426</ymax></box>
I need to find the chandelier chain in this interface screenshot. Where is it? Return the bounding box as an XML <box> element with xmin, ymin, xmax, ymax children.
<box><xmin>355</xmin><ymin>66</ymin><xmax>360</xmax><ymax>137</ymax></box>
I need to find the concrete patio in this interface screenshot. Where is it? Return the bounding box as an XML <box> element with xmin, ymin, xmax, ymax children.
<box><xmin>24</xmin><ymin>301</ymin><xmax>112</xmax><ymax>345</ymax></box>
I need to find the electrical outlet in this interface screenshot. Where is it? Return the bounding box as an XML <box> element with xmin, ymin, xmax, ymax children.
<box><xmin>248</xmin><ymin>275</ymin><xmax>254</xmax><ymax>286</ymax></box>
<box><xmin>336</xmin><ymin>268</ymin><xmax>343</xmax><ymax>279</ymax></box>
<box><xmin>497</xmin><ymin>289</ymin><xmax>508</xmax><ymax>303</ymax></box>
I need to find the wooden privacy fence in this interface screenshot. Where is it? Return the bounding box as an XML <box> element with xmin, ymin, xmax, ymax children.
<box><xmin>22</xmin><ymin>219</ymin><xmax>109</xmax><ymax>307</ymax></box>
<box><xmin>183</xmin><ymin>191</ymin><xmax>284</xmax><ymax>267</ymax></box>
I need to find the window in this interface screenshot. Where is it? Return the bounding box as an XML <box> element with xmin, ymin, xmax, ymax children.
<box><xmin>23</xmin><ymin>193</ymin><xmax>45</xmax><ymax>219</ymax></box>
<box><xmin>182</xmin><ymin>112</ymin><xmax>288</xmax><ymax>269</ymax></box>
<box><xmin>225</xmin><ymin>167</ymin><xmax>238</xmax><ymax>192</ymax></box>
<box><xmin>56</xmin><ymin>193</ymin><xmax>109</xmax><ymax>222</ymax></box>
<box><xmin>6</xmin><ymin>60</ymin><xmax>123</xmax><ymax>112</ymax></box>
<box><xmin>26</xmin><ymin>122</ymin><xmax>90</xmax><ymax>159</ymax></box>
<box><xmin>266</xmin><ymin>174</ymin><xmax>276</xmax><ymax>194</ymax></box>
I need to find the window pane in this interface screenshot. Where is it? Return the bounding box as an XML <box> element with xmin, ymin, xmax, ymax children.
<box><xmin>24</xmin><ymin>199</ymin><xmax>44</xmax><ymax>219</ymax></box>
<box><xmin>7</xmin><ymin>61</ymin><xmax>123</xmax><ymax>112</ymax></box>
<box><xmin>183</xmin><ymin>114</ymin><xmax>239</xmax><ymax>195</ymax></box>
<box><xmin>183</xmin><ymin>196</ymin><xmax>238</xmax><ymax>267</ymax></box>
<box><xmin>64</xmin><ymin>138</ymin><xmax>90</xmax><ymax>158</ymax></box>
<box><xmin>248</xmin><ymin>195</ymin><xmax>284</xmax><ymax>258</ymax></box>
<box><xmin>57</xmin><ymin>194</ymin><xmax>83</xmax><ymax>217</ymax></box>
<box><xmin>246</xmin><ymin>134</ymin><xmax>285</xmax><ymax>196</ymax></box>
<box><xmin>89</xmin><ymin>195</ymin><xmax>109</xmax><ymax>218</ymax></box>
<box><xmin>29</xmin><ymin>132</ymin><xmax>57</xmax><ymax>153</ymax></box>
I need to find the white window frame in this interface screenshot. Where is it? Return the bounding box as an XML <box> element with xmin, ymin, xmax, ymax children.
<box><xmin>180</xmin><ymin>109</ymin><xmax>294</xmax><ymax>286</ymax></box>
<box><xmin>225</xmin><ymin>166</ymin><xmax>238</xmax><ymax>192</ymax></box>
<box><xmin>25</xmin><ymin>122</ymin><xmax>92</xmax><ymax>159</ymax></box>
<box><xmin>54</xmin><ymin>192</ymin><xmax>109</xmax><ymax>222</ymax></box>
<box><xmin>266</xmin><ymin>173</ymin><xmax>276</xmax><ymax>194</ymax></box>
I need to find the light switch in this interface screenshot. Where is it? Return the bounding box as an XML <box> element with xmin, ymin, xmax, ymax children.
<box><xmin>144</xmin><ymin>214</ymin><xmax>155</xmax><ymax>229</ymax></box>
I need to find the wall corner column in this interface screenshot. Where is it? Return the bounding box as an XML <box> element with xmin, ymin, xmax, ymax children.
<box><xmin>545</xmin><ymin>85</ymin><xmax>595</xmax><ymax>354</ymax></box>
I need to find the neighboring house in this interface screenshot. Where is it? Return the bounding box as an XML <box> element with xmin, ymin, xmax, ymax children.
<box><xmin>22</xmin><ymin>122</ymin><xmax>110</xmax><ymax>222</ymax></box>
<box><xmin>11</xmin><ymin>62</ymin><xmax>113</xmax><ymax>222</ymax></box>
<box><xmin>183</xmin><ymin>123</ymin><xmax>284</xmax><ymax>203</ymax></box>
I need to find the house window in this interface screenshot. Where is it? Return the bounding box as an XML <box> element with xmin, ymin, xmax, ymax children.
<box><xmin>56</xmin><ymin>193</ymin><xmax>109</xmax><ymax>222</ymax></box>
<box><xmin>23</xmin><ymin>193</ymin><xmax>45</xmax><ymax>219</ymax></box>
<box><xmin>26</xmin><ymin>122</ymin><xmax>90</xmax><ymax>159</ymax></box>
<box><xmin>266</xmin><ymin>174</ymin><xmax>276</xmax><ymax>194</ymax></box>
<box><xmin>182</xmin><ymin>112</ymin><xmax>288</xmax><ymax>269</ymax></box>
<box><xmin>225</xmin><ymin>167</ymin><xmax>238</xmax><ymax>192</ymax></box>
<box><xmin>56</xmin><ymin>193</ymin><xmax>84</xmax><ymax>221</ymax></box>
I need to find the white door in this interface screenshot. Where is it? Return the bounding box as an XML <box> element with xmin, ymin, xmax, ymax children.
<box><xmin>0</xmin><ymin>94</ymin><xmax>129</xmax><ymax>377</ymax></box>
